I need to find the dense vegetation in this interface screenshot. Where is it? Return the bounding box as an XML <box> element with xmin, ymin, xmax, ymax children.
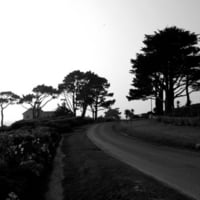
<box><xmin>0</xmin><ymin>117</ymin><xmax>93</xmax><ymax>200</ymax></box>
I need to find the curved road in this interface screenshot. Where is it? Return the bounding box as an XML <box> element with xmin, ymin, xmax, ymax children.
<box><xmin>87</xmin><ymin>123</ymin><xmax>200</xmax><ymax>200</ymax></box>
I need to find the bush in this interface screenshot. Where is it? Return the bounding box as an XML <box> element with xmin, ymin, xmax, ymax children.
<box><xmin>0</xmin><ymin>116</ymin><xmax>94</xmax><ymax>200</ymax></box>
<box><xmin>156</xmin><ymin>116</ymin><xmax>200</xmax><ymax>126</ymax></box>
<box><xmin>0</xmin><ymin>126</ymin><xmax>61</xmax><ymax>200</ymax></box>
<box><xmin>170</xmin><ymin>103</ymin><xmax>200</xmax><ymax>117</ymax></box>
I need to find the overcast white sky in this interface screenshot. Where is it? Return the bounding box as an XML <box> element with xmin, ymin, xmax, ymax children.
<box><xmin>0</xmin><ymin>0</ymin><xmax>200</xmax><ymax>124</ymax></box>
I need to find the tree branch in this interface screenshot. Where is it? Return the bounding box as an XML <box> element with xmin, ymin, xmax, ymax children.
<box><xmin>41</xmin><ymin>97</ymin><xmax>54</xmax><ymax>108</ymax></box>
<box><xmin>20</xmin><ymin>104</ymin><xmax>30</xmax><ymax>110</ymax></box>
<box><xmin>175</xmin><ymin>88</ymin><xmax>186</xmax><ymax>97</ymax></box>
<box><xmin>3</xmin><ymin>103</ymin><xmax>11</xmax><ymax>109</ymax></box>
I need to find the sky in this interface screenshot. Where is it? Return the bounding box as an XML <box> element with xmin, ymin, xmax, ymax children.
<box><xmin>0</xmin><ymin>0</ymin><xmax>200</xmax><ymax>124</ymax></box>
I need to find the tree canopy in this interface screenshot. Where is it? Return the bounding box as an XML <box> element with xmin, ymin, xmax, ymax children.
<box><xmin>104</xmin><ymin>108</ymin><xmax>121</xmax><ymax>120</ymax></box>
<box><xmin>58</xmin><ymin>70</ymin><xmax>85</xmax><ymax>117</ymax></box>
<box><xmin>127</xmin><ymin>26</ymin><xmax>200</xmax><ymax>114</ymax></box>
<box><xmin>20</xmin><ymin>84</ymin><xmax>58</xmax><ymax>119</ymax></box>
<box><xmin>84</xmin><ymin>71</ymin><xmax>115</xmax><ymax>120</ymax></box>
<box><xmin>124</xmin><ymin>109</ymin><xmax>134</xmax><ymax>120</ymax></box>
<box><xmin>59</xmin><ymin>70</ymin><xmax>115</xmax><ymax>119</ymax></box>
<box><xmin>0</xmin><ymin>91</ymin><xmax>20</xmax><ymax>126</ymax></box>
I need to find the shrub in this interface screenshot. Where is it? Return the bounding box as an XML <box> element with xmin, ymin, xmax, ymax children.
<box><xmin>156</xmin><ymin>116</ymin><xmax>200</xmax><ymax>127</ymax></box>
<box><xmin>0</xmin><ymin>126</ymin><xmax>60</xmax><ymax>200</ymax></box>
<box><xmin>0</xmin><ymin>116</ymin><xmax>93</xmax><ymax>200</ymax></box>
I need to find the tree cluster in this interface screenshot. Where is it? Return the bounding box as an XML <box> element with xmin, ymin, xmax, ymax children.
<box><xmin>58</xmin><ymin>70</ymin><xmax>115</xmax><ymax>120</ymax></box>
<box><xmin>124</xmin><ymin>109</ymin><xmax>134</xmax><ymax>120</ymax></box>
<box><xmin>127</xmin><ymin>26</ymin><xmax>200</xmax><ymax>114</ymax></box>
<box><xmin>104</xmin><ymin>108</ymin><xmax>121</xmax><ymax>120</ymax></box>
<box><xmin>0</xmin><ymin>71</ymin><xmax>114</xmax><ymax>126</ymax></box>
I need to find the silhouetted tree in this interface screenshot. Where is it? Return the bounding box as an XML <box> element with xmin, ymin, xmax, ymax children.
<box><xmin>127</xmin><ymin>53</ymin><xmax>164</xmax><ymax>114</ymax></box>
<box><xmin>59</xmin><ymin>71</ymin><xmax>115</xmax><ymax>119</ymax></box>
<box><xmin>84</xmin><ymin>72</ymin><xmax>115</xmax><ymax>120</ymax></box>
<box><xmin>124</xmin><ymin>109</ymin><xmax>134</xmax><ymax>120</ymax></box>
<box><xmin>58</xmin><ymin>70</ymin><xmax>85</xmax><ymax>117</ymax></box>
<box><xmin>54</xmin><ymin>102</ymin><xmax>74</xmax><ymax>117</ymax></box>
<box><xmin>0</xmin><ymin>91</ymin><xmax>20</xmax><ymax>126</ymax></box>
<box><xmin>128</xmin><ymin>26</ymin><xmax>200</xmax><ymax>113</ymax></box>
<box><xmin>20</xmin><ymin>84</ymin><xmax>58</xmax><ymax>119</ymax></box>
<box><xmin>104</xmin><ymin>108</ymin><xmax>121</xmax><ymax>120</ymax></box>
<box><xmin>75</xmin><ymin>71</ymin><xmax>95</xmax><ymax>118</ymax></box>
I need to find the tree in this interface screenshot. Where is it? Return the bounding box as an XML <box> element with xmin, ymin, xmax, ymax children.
<box><xmin>127</xmin><ymin>53</ymin><xmax>164</xmax><ymax>115</ymax></box>
<box><xmin>0</xmin><ymin>91</ymin><xmax>20</xmax><ymax>126</ymax></box>
<box><xmin>59</xmin><ymin>71</ymin><xmax>115</xmax><ymax>119</ymax></box>
<box><xmin>54</xmin><ymin>102</ymin><xmax>74</xmax><ymax>117</ymax></box>
<box><xmin>128</xmin><ymin>26</ymin><xmax>200</xmax><ymax>114</ymax></box>
<box><xmin>75</xmin><ymin>71</ymin><xmax>95</xmax><ymax>118</ymax></box>
<box><xmin>104</xmin><ymin>108</ymin><xmax>121</xmax><ymax>120</ymax></box>
<box><xmin>20</xmin><ymin>84</ymin><xmax>58</xmax><ymax>119</ymax></box>
<box><xmin>84</xmin><ymin>71</ymin><xmax>115</xmax><ymax>120</ymax></box>
<box><xmin>192</xmin><ymin>70</ymin><xmax>200</xmax><ymax>93</ymax></box>
<box><xmin>58</xmin><ymin>70</ymin><xmax>85</xmax><ymax>117</ymax></box>
<box><xmin>124</xmin><ymin>109</ymin><xmax>134</xmax><ymax>120</ymax></box>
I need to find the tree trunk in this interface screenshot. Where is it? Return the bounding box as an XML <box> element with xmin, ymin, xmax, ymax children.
<box><xmin>32</xmin><ymin>107</ymin><xmax>37</xmax><ymax>119</ymax></box>
<box><xmin>81</xmin><ymin>104</ymin><xmax>87</xmax><ymax>118</ymax></box>
<box><xmin>1</xmin><ymin>106</ymin><xmax>4</xmax><ymax>127</ymax></box>
<box><xmin>155</xmin><ymin>90</ymin><xmax>164</xmax><ymax>115</ymax></box>
<box><xmin>36</xmin><ymin>108</ymin><xmax>41</xmax><ymax>118</ymax></box>
<box><xmin>185</xmin><ymin>76</ymin><xmax>191</xmax><ymax>106</ymax></box>
<box><xmin>94</xmin><ymin>104</ymin><xmax>98</xmax><ymax>120</ymax></box>
<box><xmin>72</xmin><ymin>93</ymin><xmax>76</xmax><ymax>117</ymax></box>
<box><xmin>164</xmin><ymin>73</ymin><xmax>175</xmax><ymax>114</ymax></box>
<box><xmin>90</xmin><ymin>106</ymin><xmax>95</xmax><ymax>120</ymax></box>
<box><xmin>165</xmin><ymin>89</ymin><xmax>174</xmax><ymax>114</ymax></box>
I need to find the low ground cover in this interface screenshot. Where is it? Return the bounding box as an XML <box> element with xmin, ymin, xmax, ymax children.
<box><xmin>156</xmin><ymin>116</ymin><xmax>200</xmax><ymax>126</ymax></box>
<box><xmin>170</xmin><ymin>103</ymin><xmax>200</xmax><ymax>117</ymax></box>
<box><xmin>116</xmin><ymin>119</ymin><xmax>200</xmax><ymax>150</ymax></box>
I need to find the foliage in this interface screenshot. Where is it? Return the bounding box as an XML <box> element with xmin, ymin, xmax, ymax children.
<box><xmin>0</xmin><ymin>116</ymin><xmax>94</xmax><ymax>200</ymax></box>
<box><xmin>54</xmin><ymin>103</ymin><xmax>74</xmax><ymax>117</ymax></box>
<box><xmin>104</xmin><ymin>108</ymin><xmax>121</xmax><ymax>120</ymax></box>
<box><xmin>84</xmin><ymin>71</ymin><xmax>115</xmax><ymax>120</ymax></box>
<box><xmin>169</xmin><ymin>103</ymin><xmax>200</xmax><ymax>117</ymax></box>
<box><xmin>0</xmin><ymin>125</ymin><xmax>61</xmax><ymax>200</ymax></box>
<box><xmin>58</xmin><ymin>70</ymin><xmax>85</xmax><ymax>117</ymax></box>
<box><xmin>128</xmin><ymin>26</ymin><xmax>200</xmax><ymax>114</ymax></box>
<box><xmin>156</xmin><ymin>116</ymin><xmax>200</xmax><ymax>127</ymax></box>
<box><xmin>124</xmin><ymin>109</ymin><xmax>135</xmax><ymax>120</ymax></box>
<box><xmin>0</xmin><ymin>91</ymin><xmax>20</xmax><ymax>127</ymax></box>
<box><xmin>59</xmin><ymin>70</ymin><xmax>115</xmax><ymax>119</ymax></box>
<box><xmin>20</xmin><ymin>84</ymin><xmax>58</xmax><ymax>119</ymax></box>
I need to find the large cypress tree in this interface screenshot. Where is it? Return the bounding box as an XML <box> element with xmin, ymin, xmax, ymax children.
<box><xmin>128</xmin><ymin>26</ymin><xmax>200</xmax><ymax>114</ymax></box>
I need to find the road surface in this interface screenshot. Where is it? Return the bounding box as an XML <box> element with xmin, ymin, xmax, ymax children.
<box><xmin>87</xmin><ymin>123</ymin><xmax>200</xmax><ymax>200</ymax></box>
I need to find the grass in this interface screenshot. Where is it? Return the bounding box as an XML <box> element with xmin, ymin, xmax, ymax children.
<box><xmin>61</xmin><ymin>125</ymin><xmax>194</xmax><ymax>200</ymax></box>
<box><xmin>115</xmin><ymin>119</ymin><xmax>200</xmax><ymax>150</ymax></box>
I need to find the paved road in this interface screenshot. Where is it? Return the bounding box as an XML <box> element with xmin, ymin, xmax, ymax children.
<box><xmin>87</xmin><ymin>123</ymin><xmax>200</xmax><ymax>200</ymax></box>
